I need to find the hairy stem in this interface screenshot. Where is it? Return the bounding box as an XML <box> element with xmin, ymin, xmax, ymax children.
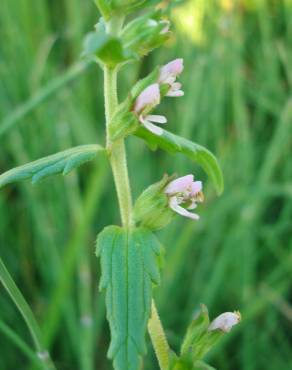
<box><xmin>104</xmin><ymin>16</ymin><xmax>170</xmax><ymax>370</ymax></box>
<box><xmin>148</xmin><ymin>300</ymin><xmax>170</xmax><ymax>370</ymax></box>
<box><xmin>104</xmin><ymin>20</ymin><xmax>133</xmax><ymax>228</ymax></box>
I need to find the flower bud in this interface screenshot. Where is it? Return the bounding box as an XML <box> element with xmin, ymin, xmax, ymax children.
<box><xmin>208</xmin><ymin>311</ymin><xmax>241</xmax><ymax>333</ymax></box>
<box><xmin>180</xmin><ymin>305</ymin><xmax>241</xmax><ymax>363</ymax></box>
<box><xmin>181</xmin><ymin>305</ymin><xmax>210</xmax><ymax>356</ymax></box>
<box><xmin>121</xmin><ymin>12</ymin><xmax>170</xmax><ymax>57</ymax></box>
<box><xmin>133</xmin><ymin>175</ymin><xmax>175</xmax><ymax>230</ymax></box>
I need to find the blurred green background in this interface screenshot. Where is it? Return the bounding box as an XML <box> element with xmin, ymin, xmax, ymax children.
<box><xmin>0</xmin><ymin>0</ymin><xmax>291</xmax><ymax>369</ymax></box>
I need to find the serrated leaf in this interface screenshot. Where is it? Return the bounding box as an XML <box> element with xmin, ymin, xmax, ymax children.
<box><xmin>135</xmin><ymin>127</ymin><xmax>224</xmax><ymax>195</ymax></box>
<box><xmin>96</xmin><ymin>226</ymin><xmax>163</xmax><ymax>370</ymax></box>
<box><xmin>0</xmin><ymin>144</ymin><xmax>104</xmax><ymax>188</ymax></box>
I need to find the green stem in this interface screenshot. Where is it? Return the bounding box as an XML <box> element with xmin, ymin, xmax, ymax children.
<box><xmin>0</xmin><ymin>257</ymin><xmax>56</xmax><ymax>370</ymax></box>
<box><xmin>103</xmin><ymin>17</ymin><xmax>170</xmax><ymax>370</ymax></box>
<box><xmin>148</xmin><ymin>300</ymin><xmax>170</xmax><ymax>370</ymax></box>
<box><xmin>104</xmin><ymin>20</ymin><xmax>133</xmax><ymax>228</ymax></box>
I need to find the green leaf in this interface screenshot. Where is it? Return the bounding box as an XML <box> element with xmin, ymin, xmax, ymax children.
<box><xmin>83</xmin><ymin>31</ymin><xmax>127</xmax><ymax>66</ymax></box>
<box><xmin>135</xmin><ymin>127</ymin><xmax>224</xmax><ymax>195</ymax></box>
<box><xmin>0</xmin><ymin>144</ymin><xmax>104</xmax><ymax>188</ymax></box>
<box><xmin>83</xmin><ymin>20</ymin><xmax>132</xmax><ymax>67</ymax></box>
<box><xmin>96</xmin><ymin>226</ymin><xmax>163</xmax><ymax>370</ymax></box>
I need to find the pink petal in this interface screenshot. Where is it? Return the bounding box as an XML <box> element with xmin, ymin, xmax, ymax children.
<box><xmin>146</xmin><ymin>114</ymin><xmax>167</xmax><ymax>124</ymax></box>
<box><xmin>159</xmin><ymin>58</ymin><xmax>184</xmax><ymax>83</ymax></box>
<box><xmin>134</xmin><ymin>83</ymin><xmax>160</xmax><ymax>113</ymax></box>
<box><xmin>208</xmin><ymin>312</ymin><xmax>241</xmax><ymax>333</ymax></box>
<box><xmin>191</xmin><ymin>181</ymin><xmax>202</xmax><ymax>195</ymax></box>
<box><xmin>169</xmin><ymin>197</ymin><xmax>199</xmax><ymax>220</ymax></box>
<box><xmin>165</xmin><ymin>174</ymin><xmax>194</xmax><ymax>194</ymax></box>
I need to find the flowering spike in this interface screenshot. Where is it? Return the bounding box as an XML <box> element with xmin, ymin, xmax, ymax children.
<box><xmin>165</xmin><ymin>174</ymin><xmax>203</xmax><ymax>220</ymax></box>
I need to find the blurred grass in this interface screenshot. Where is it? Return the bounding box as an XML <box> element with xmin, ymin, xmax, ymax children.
<box><xmin>0</xmin><ymin>0</ymin><xmax>291</xmax><ymax>369</ymax></box>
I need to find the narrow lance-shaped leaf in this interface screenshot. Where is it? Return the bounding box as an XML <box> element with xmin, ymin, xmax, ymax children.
<box><xmin>135</xmin><ymin>127</ymin><xmax>224</xmax><ymax>195</ymax></box>
<box><xmin>96</xmin><ymin>226</ymin><xmax>163</xmax><ymax>370</ymax></box>
<box><xmin>0</xmin><ymin>144</ymin><xmax>104</xmax><ymax>188</ymax></box>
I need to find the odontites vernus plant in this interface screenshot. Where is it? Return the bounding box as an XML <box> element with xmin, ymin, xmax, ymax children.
<box><xmin>0</xmin><ymin>1</ymin><xmax>240</xmax><ymax>370</ymax></box>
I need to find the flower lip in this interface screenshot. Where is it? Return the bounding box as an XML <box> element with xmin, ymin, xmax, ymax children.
<box><xmin>169</xmin><ymin>197</ymin><xmax>200</xmax><ymax>220</ymax></box>
<box><xmin>208</xmin><ymin>312</ymin><xmax>241</xmax><ymax>333</ymax></box>
<box><xmin>139</xmin><ymin>114</ymin><xmax>165</xmax><ymax>136</ymax></box>
<box><xmin>134</xmin><ymin>84</ymin><xmax>166</xmax><ymax>136</ymax></box>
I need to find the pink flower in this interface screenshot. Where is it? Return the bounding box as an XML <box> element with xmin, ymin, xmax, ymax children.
<box><xmin>159</xmin><ymin>58</ymin><xmax>184</xmax><ymax>97</ymax></box>
<box><xmin>134</xmin><ymin>83</ymin><xmax>167</xmax><ymax>136</ymax></box>
<box><xmin>208</xmin><ymin>312</ymin><xmax>241</xmax><ymax>333</ymax></box>
<box><xmin>164</xmin><ymin>174</ymin><xmax>203</xmax><ymax>220</ymax></box>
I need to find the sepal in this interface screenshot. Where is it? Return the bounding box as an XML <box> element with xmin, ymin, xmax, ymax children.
<box><xmin>133</xmin><ymin>174</ymin><xmax>175</xmax><ymax>230</ymax></box>
<box><xmin>108</xmin><ymin>67</ymin><xmax>160</xmax><ymax>141</ymax></box>
<box><xmin>109</xmin><ymin>101</ymin><xmax>139</xmax><ymax>141</ymax></box>
<box><xmin>179</xmin><ymin>305</ymin><xmax>240</xmax><ymax>366</ymax></box>
<box><xmin>181</xmin><ymin>305</ymin><xmax>210</xmax><ymax>357</ymax></box>
<box><xmin>121</xmin><ymin>11</ymin><xmax>170</xmax><ymax>57</ymax></box>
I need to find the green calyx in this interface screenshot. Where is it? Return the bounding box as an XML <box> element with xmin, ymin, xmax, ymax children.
<box><xmin>176</xmin><ymin>305</ymin><xmax>240</xmax><ymax>369</ymax></box>
<box><xmin>121</xmin><ymin>11</ymin><xmax>170</xmax><ymax>57</ymax></box>
<box><xmin>108</xmin><ymin>66</ymin><xmax>161</xmax><ymax>142</ymax></box>
<box><xmin>133</xmin><ymin>174</ymin><xmax>176</xmax><ymax>230</ymax></box>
